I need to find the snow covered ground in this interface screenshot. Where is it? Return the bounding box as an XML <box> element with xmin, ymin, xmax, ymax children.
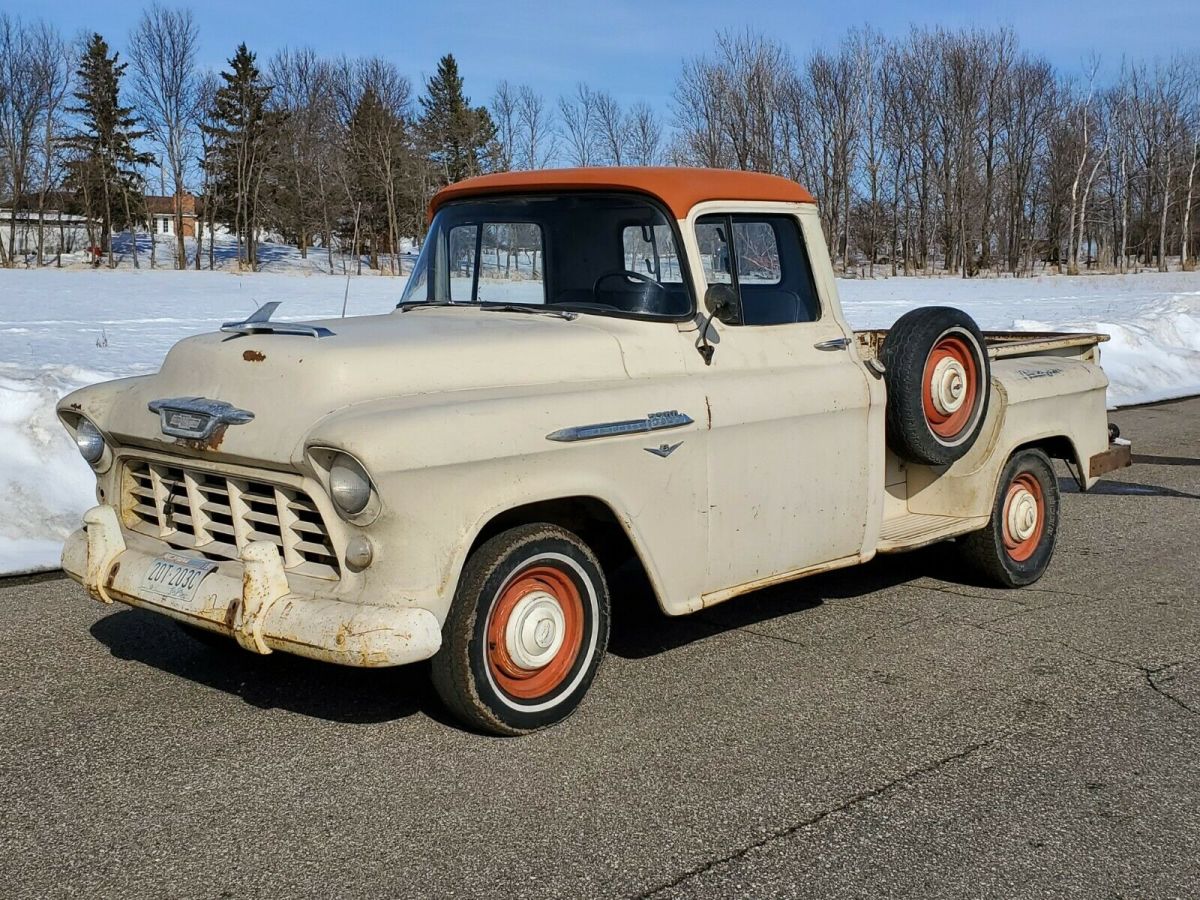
<box><xmin>43</xmin><ymin>231</ymin><xmax>418</xmax><ymax>276</ymax></box>
<box><xmin>2</xmin><ymin>266</ymin><xmax>1198</xmax><ymax>575</ymax></box>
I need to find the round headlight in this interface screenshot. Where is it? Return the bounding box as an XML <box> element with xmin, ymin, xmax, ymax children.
<box><xmin>329</xmin><ymin>453</ymin><xmax>371</xmax><ymax>516</ymax></box>
<box><xmin>75</xmin><ymin>418</ymin><xmax>105</xmax><ymax>464</ymax></box>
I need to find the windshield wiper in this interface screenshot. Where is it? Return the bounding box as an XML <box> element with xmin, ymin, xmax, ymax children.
<box><xmin>397</xmin><ymin>301</ymin><xmax>459</xmax><ymax>312</ymax></box>
<box><xmin>479</xmin><ymin>303</ymin><xmax>578</xmax><ymax>320</ymax></box>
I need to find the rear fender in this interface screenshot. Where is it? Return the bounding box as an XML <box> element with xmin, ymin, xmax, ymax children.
<box><xmin>905</xmin><ymin>358</ymin><xmax>1109</xmax><ymax>518</ymax></box>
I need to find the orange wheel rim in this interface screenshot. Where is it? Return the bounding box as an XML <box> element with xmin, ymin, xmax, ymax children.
<box><xmin>486</xmin><ymin>565</ymin><xmax>585</xmax><ymax>700</ymax></box>
<box><xmin>922</xmin><ymin>335</ymin><xmax>979</xmax><ymax>440</ymax></box>
<box><xmin>1002</xmin><ymin>473</ymin><xmax>1045</xmax><ymax>562</ymax></box>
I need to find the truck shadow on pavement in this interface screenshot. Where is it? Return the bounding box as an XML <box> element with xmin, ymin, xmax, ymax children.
<box><xmin>1060</xmin><ymin>476</ymin><xmax>1200</xmax><ymax>501</ymax></box>
<box><xmin>87</xmin><ymin>548</ymin><xmax>951</xmax><ymax>724</ymax></box>
<box><xmin>89</xmin><ymin>609</ymin><xmax>457</xmax><ymax>727</ymax></box>
<box><xmin>1131</xmin><ymin>453</ymin><xmax>1200</xmax><ymax>468</ymax></box>
<box><xmin>607</xmin><ymin>549</ymin><xmax>943</xmax><ymax>660</ymax></box>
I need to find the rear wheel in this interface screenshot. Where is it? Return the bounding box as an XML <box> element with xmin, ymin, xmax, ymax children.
<box><xmin>958</xmin><ymin>449</ymin><xmax>1060</xmax><ymax>587</ymax></box>
<box><xmin>432</xmin><ymin>524</ymin><xmax>610</xmax><ymax>735</ymax></box>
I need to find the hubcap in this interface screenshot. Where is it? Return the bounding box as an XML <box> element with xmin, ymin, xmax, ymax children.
<box><xmin>922</xmin><ymin>334</ymin><xmax>980</xmax><ymax>441</ymax></box>
<box><xmin>1005</xmin><ymin>487</ymin><xmax>1039</xmax><ymax>542</ymax></box>
<box><xmin>504</xmin><ymin>590</ymin><xmax>566</xmax><ymax>670</ymax></box>
<box><xmin>485</xmin><ymin>564</ymin><xmax>586</xmax><ymax>701</ymax></box>
<box><xmin>1002</xmin><ymin>472</ymin><xmax>1046</xmax><ymax>562</ymax></box>
<box><xmin>930</xmin><ymin>356</ymin><xmax>967</xmax><ymax>415</ymax></box>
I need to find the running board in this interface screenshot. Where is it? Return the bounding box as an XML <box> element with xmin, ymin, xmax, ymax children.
<box><xmin>876</xmin><ymin>512</ymin><xmax>986</xmax><ymax>553</ymax></box>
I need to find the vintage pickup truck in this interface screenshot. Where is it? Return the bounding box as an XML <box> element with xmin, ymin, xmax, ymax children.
<box><xmin>58</xmin><ymin>168</ymin><xmax>1131</xmax><ymax>734</ymax></box>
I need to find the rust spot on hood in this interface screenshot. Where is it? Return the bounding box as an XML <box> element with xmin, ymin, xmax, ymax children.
<box><xmin>242</xmin><ymin>349</ymin><xmax>266</xmax><ymax>362</ymax></box>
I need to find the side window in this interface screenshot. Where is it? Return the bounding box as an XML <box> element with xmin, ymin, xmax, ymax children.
<box><xmin>622</xmin><ymin>223</ymin><xmax>683</xmax><ymax>283</ymax></box>
<box><xmin>733</xmin><ymin>221</ymin><xmax>781</xmax><ymax>285</ymax></box>
<box><xmin>695</xmin><ymin>220</ymin><xmax>733</xmax><ymax>285</ymax></box>
<box><xmin>695</xmin><ymin>214</ymin><xmax>821</xmax><ymax>325</ymax></box>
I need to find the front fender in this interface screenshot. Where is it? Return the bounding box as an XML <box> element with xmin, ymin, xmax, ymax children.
<box><xmin>305</xmin><ymin>379</ymin><xmax>711</xmax><ymax>621</ymax></box>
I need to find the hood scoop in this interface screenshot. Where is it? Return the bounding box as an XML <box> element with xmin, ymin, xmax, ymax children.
<box><xmin>222</xmin><ymin>301</ymin><xmax>335</xmax><ymax>339</ymax></box>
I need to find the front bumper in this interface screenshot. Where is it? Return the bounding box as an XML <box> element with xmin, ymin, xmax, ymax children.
<box><xmin>62</xmin><ymin>505</ymin><xmax>442</xmax><ymax>667</ymax></box>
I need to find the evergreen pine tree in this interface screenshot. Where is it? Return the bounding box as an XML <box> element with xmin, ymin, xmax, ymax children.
<box><xmin>418</xmin><ymin>54</ymin><xmax>496</xmax><ymax>185</ymax></box>
<box><xmin>202</xmin><ymin>43</ymin><xmax>280</xmax><ymax>268</ymax></box>
<box><xmin>344</xmin><ymin>86</ymin><xmax>402</xmax><ymax>270</ymax></box>
<box><xmin>64</xmin><ymin>34</ymin><xmax>153</xmax><ymax>267</ymax></box>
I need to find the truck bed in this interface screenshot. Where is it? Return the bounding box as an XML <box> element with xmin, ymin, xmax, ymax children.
<box><xmin>854</xmin><ymin>329</ymin><xmax>1109</xmax><ymax>362</ymax></box>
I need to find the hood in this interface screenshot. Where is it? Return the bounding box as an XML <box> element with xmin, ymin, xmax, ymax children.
<box><xmin>72</xmin><ymin>309</ymin><xmax>639</xmax><ymax>466</ymax></box>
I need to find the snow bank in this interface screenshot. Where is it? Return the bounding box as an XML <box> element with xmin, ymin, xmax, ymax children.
<box><xmin>0</xmin><ymin>365</ymin><xmax>106</xmax><ymax>573</ymax></box>
<box><xmin>0</xmin><ymin>268</ymin><xmax>400</xmax><ymax>576</ymax></box>
<box><xmin>837</xmin><ymin>272</ymin><xmax>1200</xmax><ymax>409</ymax></box>
<box><xmin>1</xmin><ymin>266</ymin><xmax>1198</xmax><ymax>576</ymax></box>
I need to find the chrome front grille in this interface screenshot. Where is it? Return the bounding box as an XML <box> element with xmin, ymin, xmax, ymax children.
<box><xmin>122</xmin><ymin>459</ymin><xmax>340</xmax><ymax>580</ymax></box>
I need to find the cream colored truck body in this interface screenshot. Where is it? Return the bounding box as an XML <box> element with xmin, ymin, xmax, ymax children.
<box><xmin>58</xmin><ymin>177</ymin><xmax>1118</xmax><ymax>668</ymax></box>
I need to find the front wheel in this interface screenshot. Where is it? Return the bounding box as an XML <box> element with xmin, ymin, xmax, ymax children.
<box><xmin>431</xmin><ymin>524</ymin><xmax>610</xmax><ymax>735</ymax></box>
<box><xmin>958</xmin><ymin>449</ymin><xmax>1060</xmax><ymax>587</ymax></box>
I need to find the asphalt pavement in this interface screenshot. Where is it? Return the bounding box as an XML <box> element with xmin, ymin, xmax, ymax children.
<box><xmin>2</xmin><ymin>397</ymin><xmax>1198</xmax><ymax>898</ymax></box>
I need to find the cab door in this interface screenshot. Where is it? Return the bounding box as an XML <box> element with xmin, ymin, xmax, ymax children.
<box><xmin>686</xmin><ymin>206</ymin><xmax>874</xmax><ymax>596</ymax></box>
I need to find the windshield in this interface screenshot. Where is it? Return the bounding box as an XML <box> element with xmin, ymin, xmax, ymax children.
<box><xmin>398</xmin><ymin>193</ymin><xmax>692</xmax><ymax>318</ymax></box>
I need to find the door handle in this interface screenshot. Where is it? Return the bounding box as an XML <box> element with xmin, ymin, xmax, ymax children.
<box><xmin>814</xmin><ymin>337</ymin><xmax>850</xmax><ymax>351</ymax></box>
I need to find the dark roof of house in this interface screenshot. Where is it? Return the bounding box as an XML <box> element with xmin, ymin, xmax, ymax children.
<box><xmin>145</xmin><ymin>194</ymin><xmax>197</xmax><ymax>216</ymax></box>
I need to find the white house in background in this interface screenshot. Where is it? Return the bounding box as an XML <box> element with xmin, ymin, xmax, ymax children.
<box><xmin>0</xmin><ymin>198</ymin><xmax>95</xmax><ymax>260</ymax></box>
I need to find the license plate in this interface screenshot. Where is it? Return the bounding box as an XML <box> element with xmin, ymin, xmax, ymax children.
<box><xmin>141</xmin><ymin>553</ymin><xmax>218</xmax><ymax>602</ymax></box>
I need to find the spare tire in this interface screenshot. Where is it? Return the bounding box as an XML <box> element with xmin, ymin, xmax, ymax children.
<box><xmin>879</xmin><ymin>306</ymin><xmax>990</xmax><ymax>466</ymax></box>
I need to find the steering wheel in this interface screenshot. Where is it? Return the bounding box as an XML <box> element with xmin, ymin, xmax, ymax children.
<box><xmin>592</xmin><ymin>269</ymin><xmax>665</xmax><ymax>295</ymax></box>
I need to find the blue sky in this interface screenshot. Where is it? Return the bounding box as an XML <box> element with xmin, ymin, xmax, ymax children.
<box><xmin>6</xmin><ymin>0</ymin><xmax>1198</xmax><ymax>113</ymax></box>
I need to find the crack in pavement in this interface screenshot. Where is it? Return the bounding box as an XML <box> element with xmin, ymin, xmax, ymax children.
<box><xmin>960</xmin><ymin>618</ymin><xmax>1200</xmax><ymax>722</ymax></box>
<box><xmin>917</xmin><ymin>583</ymin><xmax>1030</xmax><ymax>606</ymax></box>
<box><xmin>1143</xmin><ymin>662</ymin><xmax>1200</xmax><ymax>718</ymax></box>
<box><xmin>633</xmin><ymin>737</ymin><xmax>999</xmax><ymax>899</ymax></box>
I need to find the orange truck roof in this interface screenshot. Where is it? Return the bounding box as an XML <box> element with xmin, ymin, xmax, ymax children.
<box><xmin>428</xmin><ymin>167</ymin><xmax>816</xmax><ymax>220</ymax></box>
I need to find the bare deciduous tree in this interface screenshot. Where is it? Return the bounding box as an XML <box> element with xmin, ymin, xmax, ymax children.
<box><xmin>628</xmin><ymin>102</ymin><xmax>662</xmax><ymax>166</ymax></box>
<box><xmin>129</xmin><ymin>4</ymin><xmax>199</xmax><ymax>269</ymax></box>
<box><xmin>593</xmin><ymin>90</ymin><xmax>629</xmax><ymax>165</ymax></box>
<box><xmin>517</xmin><ymin>86</ymin><xmax>556</xmax><ymax>170</ymax></box>
<box><xmin>558</xmin><ymin>83</ymin><xmax>598</xmax><ymax>166</ymax></box>
<box><xmin>0</xmin><ymin>15</ymin><xmax>43</xmax><ymax>266</ymax></box>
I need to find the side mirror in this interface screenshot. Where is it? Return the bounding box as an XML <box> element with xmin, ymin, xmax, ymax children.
<box><xmin>704</xmin><ymin>283</ymin><xmax>740</xmax><ymax>326</ymax></box>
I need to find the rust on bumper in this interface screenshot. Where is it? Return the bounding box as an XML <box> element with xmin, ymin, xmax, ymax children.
<box><xmin>1089</xmin><ymin>440</ymin><xmax>1132</xmax><ymax>478</ymax></box>
<box><xmin>62</xmin><ymin>505</ymin><xmax>442</xmax><ymax>667</ymax></box>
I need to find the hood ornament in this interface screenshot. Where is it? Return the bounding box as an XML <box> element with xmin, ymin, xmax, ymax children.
<box><xmin>222</xmin><ymin>301</ymin><xmax>335</xmax><ymax>339</ymax></box>
<box><xmin>149</xmin><ymin>397</ymin><xmax>255</xmax><ymax>441</ymax></box>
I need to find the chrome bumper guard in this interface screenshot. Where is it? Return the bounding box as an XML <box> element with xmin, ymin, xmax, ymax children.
<box><xmin>63</xmin><ymin>505</ymin><xmax>441</xmax><ymax>668</ymax></box>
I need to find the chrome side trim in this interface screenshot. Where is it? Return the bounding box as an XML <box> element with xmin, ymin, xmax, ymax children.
<box><xmin>148</xmin><ymin>397</ymin><xmax>255</xmax><ymax>440</ymax></box>
<box><xmin>221</xmin><ymin>301</ymin><xmax>335</xmax><ymax>339</ymax></box>
<box><xmin>814</xmin><ymin>336</ymin><xmax>850</xmax><ymax>350</ymax></box>
<box><xmin>547</xmin><ymin>410</ymin><xmax>693</xmax><ymax>443</ymax></box>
